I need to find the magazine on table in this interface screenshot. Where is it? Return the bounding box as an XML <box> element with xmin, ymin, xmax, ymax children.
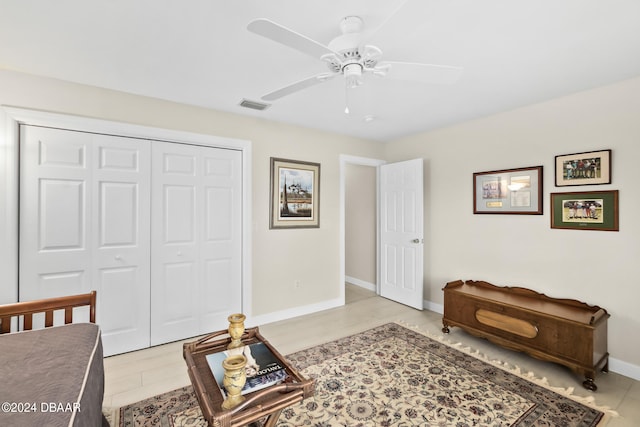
<box><xmin>206</xmin><ymin>342</ymin><xmax>287</xmax><ymax>396</ymax></box>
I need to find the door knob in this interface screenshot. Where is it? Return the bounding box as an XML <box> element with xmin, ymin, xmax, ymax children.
<box><xmin>412</xmin><ymin>238</ymin><xmax>422</xmax><ymax>243</ymax></box>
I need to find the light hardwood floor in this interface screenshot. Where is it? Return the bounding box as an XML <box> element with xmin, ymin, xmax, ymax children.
<box><xmin>103</xmin><ymin>284</ymin><xmax>640</xmax><ymax>425</ymax></box>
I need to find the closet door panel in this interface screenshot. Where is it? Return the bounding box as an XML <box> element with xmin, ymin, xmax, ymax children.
<box><xmin>151</xmin><ymin>143</ymin><xmax>200</xmax><ymax>345</ymax></box>
<box><xmin>92</xmin><ymin>134</ymin><xmax>151</xmax><ymax>355</ymax></box>
<box><xmin>98</xmin><ymin>266</ymin><xmax>141</xmax><ymax>332</ymax></box>
<box><xmin>163</xmin><ymin>261</ymin><xmax>197</xmax><ymax>320</ymax></box>
<box><xmin>199</xmin><ymin>149</ymin><xmax>242</xmax><ymax>332</ymax></box>
<box><xmin>20</xmin><ymin>126</ymin><xmax>92</xmax><ymax>301</ymax></box>
<box><xmin>20</xmin><ymin>126</ymin><xmax>151</xmax><ymax>356</ymax></box>
<box><xmin>165</xmin><ymin>185</ymin><xmax>196</xmax><ymax>243</ymax></box>
<box><xmin>151</xmin><ymin>143</ymin><xmax>242</xmax><ymax>344</ymax></box>
<box><xmin>39</xmin><ymin>179</ymin><xmax>85</xmax><ymax>250</ymax></box>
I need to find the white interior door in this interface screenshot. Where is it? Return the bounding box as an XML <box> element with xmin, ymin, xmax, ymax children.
<box><xmin>150</xmin><ymin>142</ymin><xmax>242</xmax><ymax>345</ymax></box>
<box><xmin>379</xmin><ymin>158</ymin><xmax>424</xmax><ymax>309</ymax></box>
<box><xmin>20</xmin><ymin>125</ymin><xmax>151</xmax><ymax>355</ymax></box>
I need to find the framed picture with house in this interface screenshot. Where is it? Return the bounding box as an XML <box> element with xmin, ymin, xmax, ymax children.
<box><xmin>270</xmin><ymin>157</ymin><xmax>320</xmax><ymax>229</ymax></box>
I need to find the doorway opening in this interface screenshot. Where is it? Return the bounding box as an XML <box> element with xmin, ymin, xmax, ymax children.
<box><xmin>339</xmin><ymin>155</ymin><xmax>385</xmax><ymax>305</ymax></box>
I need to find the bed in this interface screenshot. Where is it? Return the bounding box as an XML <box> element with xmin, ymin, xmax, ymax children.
<box><xmin>0</xmin><ymin>291</ymin><xmax>106</xmax><ymax>426</ymax></box>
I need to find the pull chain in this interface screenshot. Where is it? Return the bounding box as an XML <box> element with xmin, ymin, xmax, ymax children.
<box><xmin>344</xmin><ymin>84</ymin><xmax>351</xmax><ymax>114</ymax></box>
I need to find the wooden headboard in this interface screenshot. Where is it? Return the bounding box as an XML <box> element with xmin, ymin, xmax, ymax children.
<box><xmin>0</xmin><ymin>291</ymin><xmax>96</xmax><ymax>334</ymax></box>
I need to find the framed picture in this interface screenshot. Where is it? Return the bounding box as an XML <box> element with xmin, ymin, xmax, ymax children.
<box><xmin>550</xmin><ymin>190</ymin><xmax>619</xmax><ymax>231</ymax></box>
<box><xmin>270</xmin><ymin>157</ymin><xmax>320</xmax><ymax>229</ymax></box>
<box><xmin>555</xmin><ymin>149</ymin><xmax>611</xmax><ymax>186</ymax></box>
<box><xmin>473</xmin><ymin>166</ymin><xmax>543</xmax><ymax>214</ymax></box>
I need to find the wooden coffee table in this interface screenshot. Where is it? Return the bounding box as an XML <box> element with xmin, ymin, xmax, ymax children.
<box><xmin>183</xmin><ymin>326</ymin><xmax>314</xmax><ymax>427</ymax></box>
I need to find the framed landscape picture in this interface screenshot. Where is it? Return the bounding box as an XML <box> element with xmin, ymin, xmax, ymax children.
<box><xmin>555</xmin><ymin>149</ymin><xmax>611</xmax><ymax>186</ymax></box>
<box><xmin>270</xmin><ymin>157</ymin><xmax>320</xmax><ymax>229</ymax></box>
<box><xmin>473</xmin><ymin>166</ymin><xmax>543</xmax><ymax>214</ymax></box>
<box><xmin>550</xmin><ymin>190</ymin><xmax>619</xmax><ymax>231</ymax></box>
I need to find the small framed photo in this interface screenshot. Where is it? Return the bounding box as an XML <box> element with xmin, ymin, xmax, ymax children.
<box><xmin>473</xmin><ymin>166</ymin><xmax>543</xmax><ymax>214</ymax></box>
<box><xmin>550</xmin><ymin>190</ymin><xmax>619</xmax><ymax>231</ymax></box>
<box><xmin>555</xmin><ymin>149</ymin><xmax>611</xmax><ymax>186</ymax></box>
<box><xmin>270</xmin><ymin>157</ymin><xmax>320</xmax><ymax>229</ymax></box>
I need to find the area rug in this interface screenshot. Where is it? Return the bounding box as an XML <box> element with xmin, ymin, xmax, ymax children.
<box><xmin>107</xmin><ymin>323</ymin><xmax>610</xmax><ymax>426</ymax></box>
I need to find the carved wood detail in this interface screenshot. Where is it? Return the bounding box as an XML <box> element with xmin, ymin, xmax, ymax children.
<box><xmin>442</xmin><ymin>280</ymin><xmax>609</xmax><ymax>391</ymax></box>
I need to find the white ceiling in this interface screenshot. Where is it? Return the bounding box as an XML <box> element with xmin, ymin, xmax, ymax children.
<box><xmin>2</xmin><ymin>0</ymin><xmax>640</xmax><ymax>142</ymax></box>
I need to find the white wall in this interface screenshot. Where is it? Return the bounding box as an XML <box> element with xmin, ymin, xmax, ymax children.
<box><xmin>0</xmin><ymin>70</ymin><xmax>384</xmax><ymax>322</ymax></box>
<box><xmin>345</xmin><ymin>164</ymin><xmax>376</xmax><ymax>287</ymax></box>
<box><xmin>385</xmin><ymin>76</ymin><xmax>640</xmax><ymax>376</ymax></box>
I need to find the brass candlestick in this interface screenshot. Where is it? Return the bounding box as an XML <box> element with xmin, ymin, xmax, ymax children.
<box><xmin>221</xmin><ymin>354</ymin><xmax>247</xmax><ymax>409</ymax></box>
<box><xmin>227</xmin><ymin>313</ymin><xmax>246</xmax><ymax>349</ymax></box>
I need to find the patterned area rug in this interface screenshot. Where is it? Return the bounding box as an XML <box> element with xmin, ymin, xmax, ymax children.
<box><xmin>107</xmin><ymin>323</ymin><xmax>608</xmax><ymax>426</ymax></box>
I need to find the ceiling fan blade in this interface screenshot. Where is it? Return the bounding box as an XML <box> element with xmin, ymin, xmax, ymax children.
<box><xmin>360</xmin><ymin>0</ymin><xmax>409</xmax><ymax>45</ymax></box>
<box><xmin>261</xmin><ymin>73</ymin><xmax>336</xmax><ymax>101</ymax></box>
<box><xmin>247</xmin><ymin>18</ymin><xmax>337</xmax><ymax>60</ymax></box>
<box><xmin>377</xmin><ymin>61</ymin><xmax>463</xmax><ymax>85</ymax></box>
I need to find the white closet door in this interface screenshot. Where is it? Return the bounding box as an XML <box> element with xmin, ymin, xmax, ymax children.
<box><xmin>91</xmin><ymin>133</ymin><xmax>151</xmax><ymax>355</ymax></box>
<box><xmin>19</xmin><ymin>126</ymin><xmax>151</xmax><ymax>356</ymax></box>
<box><xmin>151</xmin><ymin>142</ymin><xmax>242</xmax><ymax>345</ymax></box>
<box><xmin>199</xmin><ymin>147</ymin><xmax>243</xmax><ymax>332</ymax></box>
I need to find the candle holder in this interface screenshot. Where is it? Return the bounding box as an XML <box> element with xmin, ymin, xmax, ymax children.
<box><xmin>227</xmin><ymin>313</ymin><xmax>246</xmax><ymax>349</ymax></box>
<box><xmin>221</xmin><ymin>354</ymin><xmax>247</xmax><ymax>410</ymax></box>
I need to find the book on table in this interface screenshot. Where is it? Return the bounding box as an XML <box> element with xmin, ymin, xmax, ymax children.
<box><xmin>206</xmin><ymin>342</ymin><xmax>287</xmax><ymax>396</ymax></box>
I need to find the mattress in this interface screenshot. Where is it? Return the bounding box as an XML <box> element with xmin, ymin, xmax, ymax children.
<box><xmin>0</xmin><ymin>323</ymin><xmax>104</xmax><ymax>427</ymax></box>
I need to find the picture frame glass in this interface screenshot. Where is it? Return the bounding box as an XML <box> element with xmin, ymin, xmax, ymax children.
<box><xmin>555</xmin><ymin>150</ymin><xmax>611</xmax><ymax>186</ymax></box>
<box><xmin>473</xmin><ymin>166</ymin><xmax>543</xmax><ymax>214</ymax></box>
<box><xmin>270</xmin><ymin>158</ymin><xmax>320</xmax><ymax>229</ymax></box>
<box><xmin>550</xmin><ymin>190</ymin><xmax>619</xmax><ymax>231</ymax></box>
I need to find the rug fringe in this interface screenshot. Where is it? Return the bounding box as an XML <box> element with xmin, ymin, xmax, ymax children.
<box><xmin>102</xmin><ymin>406</ymin><xmax>120</xmax><ymax>426</ymax></box>
<box><xmin>394</xmin><ymin>320</ymin><xmax>619</xmax><ymax>421</ymax></box>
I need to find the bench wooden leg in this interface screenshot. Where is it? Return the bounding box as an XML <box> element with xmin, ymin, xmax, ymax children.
<box><xmin>442</xmin><ymin>321</ymin><xmax>450</xmax><ymax>334</ymax></box>
<box><xmin>583</xmin><ymin>377</ymin><xmax>597</xmax><ymax>391</ymax></box>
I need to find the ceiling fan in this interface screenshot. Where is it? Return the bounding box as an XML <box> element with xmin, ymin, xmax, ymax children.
<box><xmin>247</xmin><ymin>11</ymin><xmax>463</xmax><ymax>108</ymax></box>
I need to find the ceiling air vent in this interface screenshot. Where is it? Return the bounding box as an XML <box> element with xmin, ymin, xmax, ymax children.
<box><xmin>239</xmin><ymin>98</ymin><xmax>271</xmax><ymax>111</ymax></box>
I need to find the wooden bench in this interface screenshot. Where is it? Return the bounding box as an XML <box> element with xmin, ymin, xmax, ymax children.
<box><xmin>442</xmin><ymin>280</ymin><xmax>609</xmax><ymax>391</ymax></box>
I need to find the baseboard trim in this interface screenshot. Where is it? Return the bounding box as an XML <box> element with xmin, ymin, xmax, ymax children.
<box><xmin>248</xmin><ymin>297</ymin><xmax>343</xmax><ymax>328</ymax></box>
<box><xmin>345</xmin><ymin>276</ymin><xmax>376</xmax><ymax>292</ymax></box>
<box><xmin>609</xmin><ymin>357</ymin><xmax>640</xmax><ymax>381</ymax></box>
<box><xmin>424</xmin><ymin>300</ymin><xmax>443</xmax><ymax>314</ymax></box>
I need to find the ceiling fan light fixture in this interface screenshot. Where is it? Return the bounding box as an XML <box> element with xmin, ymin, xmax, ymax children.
<box><xmin>343</xmin><ymin>63</ymin><xmax>363</xmax><ymax>88</ymax></box>
<box><xmin>321</xmin><ymin>53</ymin><xmax>342</xmax><ymax>73</ymax></box>
<box><xmin>339</xmin><ymin>16</ymin><xmax>363</xmax><ymax>34</ymax></box>
<box><xmin>360</xmin><ymin>45</ymin><xmax>382</xmax><ymax>68</ymax></box>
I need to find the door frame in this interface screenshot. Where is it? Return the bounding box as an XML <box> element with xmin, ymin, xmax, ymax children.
<box><xmin>0</xmin><ymin>107</ymin><xmax>252</xmax><ymax>316</ymax></box>
<box><xmin>339</xmin><ymin>154</ymin><xmax>385</xmax><ymax>304</ymax></box>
